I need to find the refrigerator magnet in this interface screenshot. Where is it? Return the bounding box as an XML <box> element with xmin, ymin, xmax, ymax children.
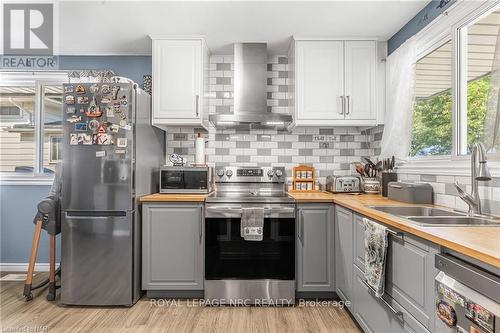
<box><xmin>67</xmin><ymin>115</ymin><xmax>82</xmax><ymax>123</ymax></box>
<box><xmin>65</xmin><ymin>95</ymin><xmax>75</xmax><ymax>104</ymax></box>
<box><xmin>109</xmin><ymin>124</ymin><xmax>120</xmax><ymax>133</ymax></box>
<box><xmin>117</xmin><ymin>138</ymin><xmax>127</xmax><ymax>148</ymax></box>
<box><xmin>69</xmin><ymin>133</ymin><xmax>79</xmax><ymax>145</ymax></box>
<box><xmin>95</xmin><ymin>151</ymin><xmax>106</xmax><ymax>158</ymax></box>
<box><xmin>74</xmin><ymin>122</ymin><xmax>88</xmax><ymax>131</ymax></box>
<box><xmin>64</xmin><ymin>85</ymin><xmax>74</xmax><ymax>93</ymax></box>
<box><xmin>121</xmin><ymin>100</ymin><xmax>128</xmax><ymax>106</ymax></box>
<box><xmin>81</xmin><ymin>134</ymin><xmax>92</xmax><ymax>145</ymax></box>
<box><xmin>75</xmin><ymin>85</ymin><xmax>86</xmax><ymax>94</ymax></box>
<box><xmin>113</xmin><ymin>102</ymin><xmax>121</xmax><ymax>109</ymax></box>
<box><xmin>101</xmin><ymin>97</ymin><xmax>111</xmax><ymax>104</ymax></box>
<box><xmin>77</xmin><ymin>96</ymin><xmax>89</xmax><ymax>104</ymax></box>
<box><xmin>97</xmin><ymin>133</ymin><xmax>111</xmax><ymax>145</ymax></box>
<box><xmin>90</xmin><ymin>84</ymin><xmax>99</xmax><ymax>94</ymax></box>
<box><xmin>105</xmin><ymin>107</ymin><xmax>114</xmax><ymax>118</ymax></box>
<box><xmin>97</xmin><ymin>125</ymin><xmax>106</xmax><ymax>133</ymax></box>
<box><xmin>66</xmin><ymin>106</ymin><xmax>76</xmax><ymax>114</ymax></box>
<box><xmin>88</xmin><ymin>119</ymin><xmax>99</xmax><ymax>132</ymax></box>
<box><xmin>101</xmin><ymin>85</ymin><xmax>110</xmax><ymax>95</ymax></box>
<box><xmin>115</xmin><ymin>149</ymin><xmax>126</xmax><ymax>154</ymax></box>
<box><xmin>111</xmin><ymin>85</ymin><xmax>120</xmax><ymax>100</ymax></box>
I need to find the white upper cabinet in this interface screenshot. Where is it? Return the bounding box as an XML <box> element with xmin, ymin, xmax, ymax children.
<box><xmin>296</xmin><ymin>41</ymin><xmax>345</xmax><ymax>120</ymax></box>
<box><xmin>290</xmin><ymin>38</ymin><xmax>380</xmax><ymax>127</ymax></box>
<box><xmin>151</xmin><ymin>36</ymin><xmax>209</xmax><ymax>129</ymax></box>
<box><xmin>344</xmin><ymin>41</ymin><xmax>376</xmax><ymax>121</ymax></box>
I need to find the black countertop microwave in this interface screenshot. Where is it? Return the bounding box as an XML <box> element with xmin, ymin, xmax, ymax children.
<box><xmin>160</xmin><ymin>166</ymin><xmax>214</xmax><ymax>194</ymax></box>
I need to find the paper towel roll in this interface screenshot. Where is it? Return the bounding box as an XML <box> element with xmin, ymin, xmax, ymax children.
<box><xmin>195</xmin><ymin>134</ymin><xmax>205</xmax><ymax>165</ymax></box>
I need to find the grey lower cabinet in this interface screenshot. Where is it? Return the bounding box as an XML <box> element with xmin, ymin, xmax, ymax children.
<box><xmin>296</xmin><ymin>204</ymin><xmax>335</xmax><ymax>292</ymax></box>
<box><xmin>353</xmin><ymin>264</ymin><xmax>430</xmax><ymax>333</ymax></box>
<box><xmin>350</xmin><ymin>211</ymin><xmax>438</xmax><ymax>333</ymax></box>
<box><xmin>334</xmin><ymin>205</ymin><xmax>353</xmax><ymax>303</ymax></box>
<box><xmin>142</xmin><ymin>203</ymin><xmax>204</xmax><ymax>292</ymax></box>
<box><xmin>353</xmin><ymin>212</ymin><xmax>438</xmax><ymax>332</ymax></box>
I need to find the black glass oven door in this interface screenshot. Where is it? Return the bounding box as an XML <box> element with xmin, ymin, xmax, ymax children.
<box><xmin>205</xmin><ymin>217</ymin><xmax>295</xmax><ymax>280</ymax></box>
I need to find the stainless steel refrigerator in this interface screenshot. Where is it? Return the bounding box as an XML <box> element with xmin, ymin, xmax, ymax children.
<box><xmin>60</xmin><ymin>80</ymin><xmax>164</xmax><ymax>306</ymax></box>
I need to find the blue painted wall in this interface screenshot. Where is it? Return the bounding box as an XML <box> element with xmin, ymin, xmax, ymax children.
<box><xmin>0</xmin><ymin>55</ymin><xmax>151</xmax><ymax>264</ymax></box>
<box><xmin>0</xmin><ymin>185</ymin><xmax>59</xmax><ymax>263</ymax></box>
<box><xmin>388</xmin><ymin>0</ymin><xmax>456</xmax><ymax>55</ymax></box>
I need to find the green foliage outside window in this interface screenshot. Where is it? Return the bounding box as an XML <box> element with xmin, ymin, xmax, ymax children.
<box><xmin>410</xmin><ymin>76</ymin><xmax>489</xmax><ymax>156</ymax></box>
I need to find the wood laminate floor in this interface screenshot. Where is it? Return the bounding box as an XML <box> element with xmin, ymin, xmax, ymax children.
<box><xmin>0</xmin><ymin>272</ymin><xmax>361</xmax><ymax>333</ymax></box>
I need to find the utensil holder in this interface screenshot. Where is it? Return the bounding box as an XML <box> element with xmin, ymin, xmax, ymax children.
<box><xmin>381</xmin><ymin>172</ymin><xmax>398</xmax><ymax>197</ymax></box>
<box><xmin>363</xmin><ymin>177</ymin><xmax>381</xmax><ymax>194</ymax></box>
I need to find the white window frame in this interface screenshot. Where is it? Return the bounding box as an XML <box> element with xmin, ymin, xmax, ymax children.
<box><xmin>399</xmin><ymin>0</ymin><xmax>500</xmax><ymax>177</ymax></box>
<box><xmin>0</xmin><ymin>71</ymin><xmax>68</xmax><ymax>185</ymax></box>
<box><xmin>49</xmin><ymin>136</ymin><xmax>62</xmax><ymax>164</ymax></box>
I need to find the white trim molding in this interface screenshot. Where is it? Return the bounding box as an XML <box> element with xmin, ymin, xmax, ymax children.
<box><xmin>0</xmin><ymin>263</ymin><xmax>58</xmax><ymax>272</ymax></box>
<box><xmin>398</xmin><ymin>158</ymin><xmax>500</xmax><ymax>177</ymax></box>
<box><xmin>0</xmin><ymin>173</ymin><xmax>54</xmax><ymax>186</ymax></box>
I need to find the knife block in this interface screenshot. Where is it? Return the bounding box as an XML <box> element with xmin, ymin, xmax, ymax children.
<box><xmin>381</xmin><ymin>172</ymin><xmax>398</xmax><ymax>197</ymax></box>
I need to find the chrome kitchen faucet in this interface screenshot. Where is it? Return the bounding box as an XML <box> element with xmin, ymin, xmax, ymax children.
<box><xmin>454</xmin><ymin>142</ymin><xmax>492</xmax><ymax>216</ymax></box>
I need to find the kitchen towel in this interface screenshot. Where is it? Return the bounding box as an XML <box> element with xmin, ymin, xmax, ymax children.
<box><xmin>363</xmin><ymin>217</ymin><xmax>389</xmax><ymax>297</ymax></box>
<box><xmin>241</xmin><ymin>207</ymin><xmax>264</xmax><ymax>241</ymax></box>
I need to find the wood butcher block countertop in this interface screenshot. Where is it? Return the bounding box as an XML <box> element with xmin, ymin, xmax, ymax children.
<box><xmin>140</xmin><ymin>193</ymin><xmax>208</xmax><ymax>202</ymax></box>
<box><xmin>289</xmin><ymin>192</ymin><xmax>500</xmax><ymax>269</ymax></box>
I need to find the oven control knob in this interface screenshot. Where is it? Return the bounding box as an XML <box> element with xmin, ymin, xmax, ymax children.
<box><xmin>226</xmin><ymin>170</ymin><xmax>233</xmax><ymax>177</ymax></box>
<box><xmin>275</xmin><ymin>170</ymin><xmax>283</xmax><ymax>177</ymax></box>
<box><xmin>267</xmin><ymin>170</ymin><xmax>275</xmax><ymax>177</ymax></box>
<box><xmin>217</xmin><ymin>169</ymin><xmax>225</xmax><ymax>177</ymax></box>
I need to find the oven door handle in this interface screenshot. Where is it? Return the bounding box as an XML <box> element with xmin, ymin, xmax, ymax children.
<box><xmin>205</xmin><ymin>206</ymin><xmax>296</xmax><ymax>218</ymax></box>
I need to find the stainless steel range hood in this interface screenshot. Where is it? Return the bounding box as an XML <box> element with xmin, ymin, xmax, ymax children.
<box><xmin>209</xmin><ymin>43</ymin><xmax>292</xmax><ymax>130</ymax></box>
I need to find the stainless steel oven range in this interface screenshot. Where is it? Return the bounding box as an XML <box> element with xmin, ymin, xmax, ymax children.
<box><xmin>205</xmin><ymin>166</ymin><xmax>295</xmax><ymax>306</ymax></box>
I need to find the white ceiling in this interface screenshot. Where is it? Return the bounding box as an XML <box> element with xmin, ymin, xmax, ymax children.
<box><xmin>57</xmin><ymin>1</ymin><xmax>429</xmax><ymax>55</ymax></box>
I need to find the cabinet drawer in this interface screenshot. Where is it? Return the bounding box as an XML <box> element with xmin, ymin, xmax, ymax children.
<box><xmin>353</xmin><ymin>213</ymin><xmax>438</xmax><ymax>331</ymax></box>
<box><xmin>352</xmin><ymin>265</ymin><xmax>430</xmax><ymax>333</ymax></box>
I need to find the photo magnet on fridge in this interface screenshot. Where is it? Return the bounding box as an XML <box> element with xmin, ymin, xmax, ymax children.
<box><xmin>74</xmin><ymin>122</ymin><xmax>88</xmax><ymax>131</ymax></box>
<box><xmin>64</xmin><ymin>86</ymin><xmax>74</xmax><ymax>93</ymax></box>
<box><xmin>66</xmin><ymin>106</ymin><xmax>76</xmax><ymax>114</ymax></box>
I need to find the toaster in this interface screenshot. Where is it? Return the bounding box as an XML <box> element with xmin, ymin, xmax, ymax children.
<box><xmin>326</xmin><ymin>176</ymin><xmax>361</xmax><ymax>193</ymax></box>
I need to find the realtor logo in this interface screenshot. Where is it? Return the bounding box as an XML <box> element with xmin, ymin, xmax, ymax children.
<box><xmin>3</xmin><ymin>3</ymin><xmax>53</xmax><ymax>55</ymax></box>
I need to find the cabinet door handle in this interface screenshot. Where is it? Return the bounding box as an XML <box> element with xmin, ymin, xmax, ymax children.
<box><xmin>298</xmin><ymin>210</ymin><xmax>304</xmax><ymax>244</ymax></box>
<box><xmin>346</xmin><ymin>96</ymin><xmax>350</xmax><ymax>115</ymax></box>
<box><xmin>195</xmin><ymin>94</ymin><xmax>200</xmax><ymax>117</ymax></box>
<box><xmin>199</xmin><ymin>209</ymin><xmax>203</xmax><ymax>243</ymax></box>
<box><xmin>361</xmin><ymin>279</ymin><xmax>404</xmax><ymax>324</ymax></box>
<box><xmin>339</xmin><ymin>96</ymin><xmax>345</xmax><ymax>115</ymax></box>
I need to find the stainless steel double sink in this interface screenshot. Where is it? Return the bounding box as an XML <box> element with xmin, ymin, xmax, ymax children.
<box><xmin>369</xmin><ymin>205</ymin><xmax>500</xmax><ymax>227</ymax></box>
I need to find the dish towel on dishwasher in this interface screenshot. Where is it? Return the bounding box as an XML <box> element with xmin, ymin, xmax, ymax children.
<box><xmin>363</xmin><ymin>217</ymin><xmax>389</xmax><ymax>297</ymax></box>
<box><xmin>241</xmin><ymin>207</ymin><xmax>264</xmax><ymax>241</ymax></box>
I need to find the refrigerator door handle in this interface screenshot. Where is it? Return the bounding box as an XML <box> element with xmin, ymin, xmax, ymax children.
<box><xmin>65</xmin><ymin>211</ymin><xmax>128</xmax><ymax>219</ymax></box>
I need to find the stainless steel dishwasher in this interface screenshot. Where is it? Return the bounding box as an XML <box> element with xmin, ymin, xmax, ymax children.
<box><xmin>435</xmin><ymin>253</ymin><xmax>500</xmax><ymax>333</ymax></box>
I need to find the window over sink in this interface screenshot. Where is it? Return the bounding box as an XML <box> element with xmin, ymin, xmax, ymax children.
<box><xmin>408</xmin><ymin>4</ymin><xmax>500</xmax><ymax>160</ymax></box>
